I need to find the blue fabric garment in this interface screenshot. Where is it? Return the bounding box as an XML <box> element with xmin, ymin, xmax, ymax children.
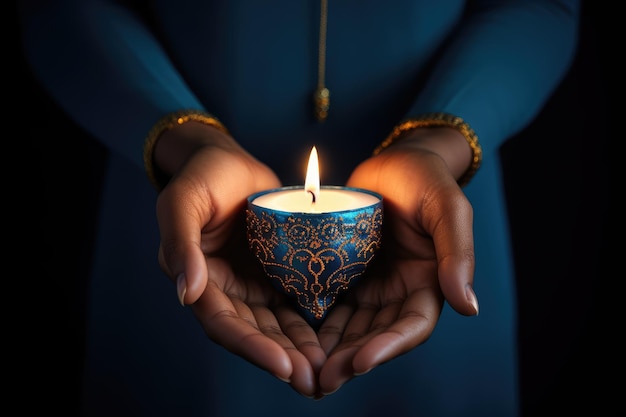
<box><xmin>19</xmin><ymin>1</ymin><xmax>581</xmax><ymax>416</ymax></box>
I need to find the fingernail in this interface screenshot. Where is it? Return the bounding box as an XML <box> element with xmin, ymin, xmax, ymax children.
<box><xmin>275</xmin><ymin>375</ymin><xmax>291</xmax><ymax>383</ymax></box>
<box><xmin>465</xmin><ymin>284</ymin><xmax>479</xmax><ymax>316</ymax></box>
<box><xmin>321</xmin><ymin>386</ymin><xmax>341</xmax><ymax>396</ymax></box>
<box><xmin>176</xmin><ymin>273</ymin><xmax>187</xmax><ymax>306</ymax></box>
<box><xmin>354</xmin><ymin>368</ymin><xmax>372</xmax><ymax>376</ymax></box>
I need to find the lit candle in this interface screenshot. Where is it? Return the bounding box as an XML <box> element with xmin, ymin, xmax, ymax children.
<box><xmin>251</xmin><ymin>146</ymin><xmax>381</xmax><ymax>213</ymax></box>
<box><xmin>246</xmin><ymin>146</ymin><xmax>383</xmax><ymax>328</ymax></box>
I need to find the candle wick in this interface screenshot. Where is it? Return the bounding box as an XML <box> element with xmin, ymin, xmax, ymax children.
<box><xmin>308</xmin><ymin>190</ymin><xmax>316</xmax><ymax>203</ymax></box>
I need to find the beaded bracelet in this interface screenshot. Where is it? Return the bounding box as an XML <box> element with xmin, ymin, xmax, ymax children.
<box><xmin>372</xmin><ymin>112</ymin><xmax>482</xmax><ymax>187</ymax></box>
<box><xmin>143</xmin><ymin>109</ymin><xmax>229</xmax><ymax>191</ymax></box>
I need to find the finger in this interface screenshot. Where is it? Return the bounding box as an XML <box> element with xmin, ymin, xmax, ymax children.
<box><xmin>317</xmin><ymin>299</ymin><xmax>379</xmax><ymax>393</ymax></box>
<box><xmin>319</xmin><ymin>346</ymin><xmax>359</xmax><ymax>395</ymax></box>
<box><xmin>425</xmin><ymin>188</ymin><xmax>479</xmax><ymax>316</ymax></box>
<box><xmin>275</xmin><ymin>304</ymin><xmax>327</xmax><ymax>376</ymax></box>
<box><xmin>253</xmin><ymin>304</ymin><xmax>318</xmax><ymax>397</ymax></box>
<box><xmin>320</xmin><ymin>272</ymin><xmax>442</xmax><ymax>391</ymax></box>
<box><xmin>192</xmin><ymin>279</ymin><xmax>294</xmax><ymax>382</ymax></box>
<box><xmin>317</xmin><ymin>303</ymin><xmax>354</xmax><ymax>355</ymax></box>
<box><xmin>230</xmin><ymin>296</ymin><xmax>260</xmax><ymax>327</ymax></box>
<box><xmin>319</xmin><ymin>307</ymin><xmax>432</xmax><ymax>395</ymax></box>
<box><xmin>352</xmin><ymin>285</ymin><xmax>441</xmax><ymax>374</ymax></box>
<box><xmin>320</xmin><ymin>294</ymin><xmax>394</xmax><ymax>393</ymax></box>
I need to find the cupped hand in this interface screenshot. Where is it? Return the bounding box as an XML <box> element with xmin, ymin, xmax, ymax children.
<box><xmin>316</xmin><ymin>136</ymin><xmax>480</xmax><ymax>395</ymax></box>
<box><xmin>153</xmin><ymin>123</ymin><xmax>326</xmax><ymax>397</ymax></box>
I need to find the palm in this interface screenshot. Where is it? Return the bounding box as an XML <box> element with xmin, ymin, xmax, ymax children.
<box><xmin>316</xmin><ymin>149</ymin><xmax>466</xmax><ymax>394</ymax></box>
<box><xmin>157</xmin><ymin>145</ymin><xmax>326</xmax><ymax>397</ymax></box>
<box><xmin>316</xmin><ymin>200</ymin><xmax>444</xmax><ymax>394</ymax></box>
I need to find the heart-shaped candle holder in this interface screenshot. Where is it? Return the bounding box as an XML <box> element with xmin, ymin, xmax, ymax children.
<box><xmin>246</xmin><ymin>186</ymin><xmax>383</xmax><ymax>329</ymax></box>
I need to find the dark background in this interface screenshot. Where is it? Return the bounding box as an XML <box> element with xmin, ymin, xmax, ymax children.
<box><xmin>13</xmin><ymin>1</ymin><xmax>618</xmax><ymax>416</ymax></box>
<box><xmin>502</xmin><ymin>2</ymin><xmax>618</xmax><ymax>415</ymax></box>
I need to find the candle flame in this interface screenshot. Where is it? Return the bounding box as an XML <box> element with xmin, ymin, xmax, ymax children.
<box><xmin>305</xmin><ymin>146</ymin><xmax>320</xmax><ymax>203</ymax></box>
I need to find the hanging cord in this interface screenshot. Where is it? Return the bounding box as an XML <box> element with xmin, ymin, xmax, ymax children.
<box><xmin>314</xmin><ymin>0</ymin><xmax>329</xmax><ymax>122</ymax></box>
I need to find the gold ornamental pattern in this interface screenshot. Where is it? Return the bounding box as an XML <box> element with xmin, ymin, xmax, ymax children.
<box><xmin>246</xmin><ymin>207</ymin><xmax>383</xmax><ymax>322</ymax></box>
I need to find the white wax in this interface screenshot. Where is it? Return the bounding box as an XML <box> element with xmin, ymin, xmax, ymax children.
<box><xmin>252</xmin><ymin>188</ymin><xmax>380</xmax><ymax>213</ymax></box>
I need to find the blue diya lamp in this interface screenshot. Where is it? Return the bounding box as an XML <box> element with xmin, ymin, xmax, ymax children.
<box><xmin>246</xmin><ymin>185</ymin><xmax>383</xmax><ymax>329</ymax></box>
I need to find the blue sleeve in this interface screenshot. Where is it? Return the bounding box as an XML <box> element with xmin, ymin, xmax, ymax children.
<box><xmin>409</xmin><ymin>0</ymin><xmax>581</xmax><ymax>153</ymax></box>
<box><xmin>19</xmin><ymin>0</ymin><xmax>581</xmax><ymax>166</ymax></box>
<box><xmin>18</xmin><ymin>0</ymin><xmax>204</xmax><ymax>169</ymax></box>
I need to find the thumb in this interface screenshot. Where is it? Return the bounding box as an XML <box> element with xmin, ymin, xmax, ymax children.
<box><xmin>156</xmin><ymin>184</ymin><xmax>209</xmax><ymax>306</ymax></box>
<box><xmin>438</xmin><ymin>256</ymin><xmax>479</xmax><ymax>316</ymax></box>
<box><xmin>429</xmin><ymin>191</ymin><xmax>479</xmax><ymax>316</ymax></box>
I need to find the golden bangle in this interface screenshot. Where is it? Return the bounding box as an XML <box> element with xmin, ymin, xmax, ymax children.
<box><xmin>143</xmin><ymin>109</ymin><xmax>229</xmax><ymax>191</ymax></box>
<box><xmin>373</xmin><ymin>112</ymin><xmax>482</xmax><ymax>187</ymax></box>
